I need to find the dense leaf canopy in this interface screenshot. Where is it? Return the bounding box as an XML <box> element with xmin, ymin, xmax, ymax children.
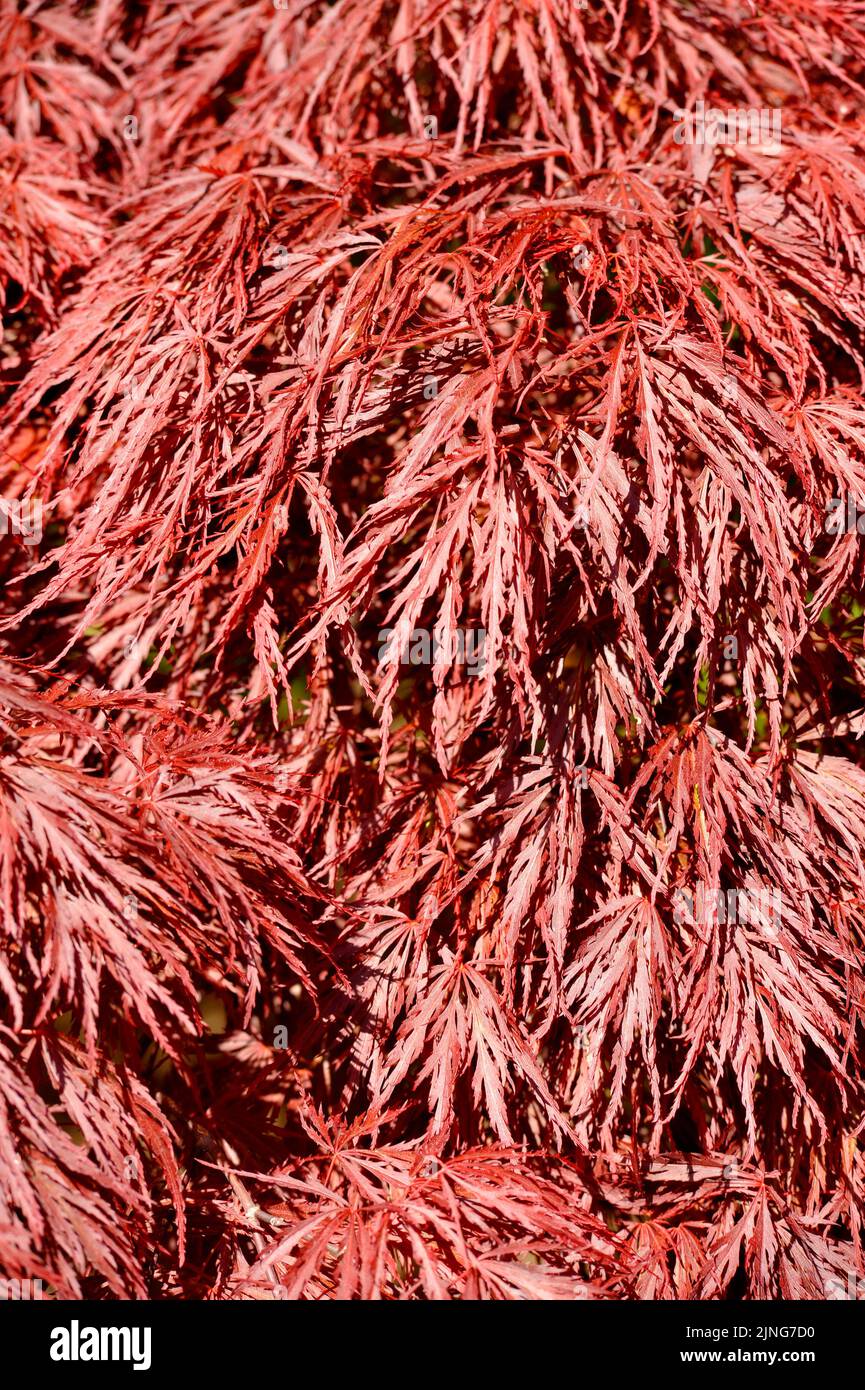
<box><xmin>0</xmin><ymin>0</ymin><xmax>863</xmax><ymax>1299</ymax></box>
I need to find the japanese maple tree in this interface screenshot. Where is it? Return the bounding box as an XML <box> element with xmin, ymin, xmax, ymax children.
<box><xmin>0</xmin><ymin>0</ymin><xmax>864</xmax><ymax>1300</ymax></box>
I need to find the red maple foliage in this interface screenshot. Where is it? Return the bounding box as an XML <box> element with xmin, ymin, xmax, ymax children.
<box><xmin>0</xmin><ymin>0</ymin><xmax>864</xmax><ymax>1301</ymax></box>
